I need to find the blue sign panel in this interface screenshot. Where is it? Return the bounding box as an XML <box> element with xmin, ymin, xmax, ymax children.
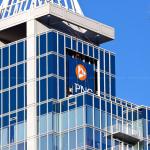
<box><xmin>67</xmin><ymin>56</ymin><xmax>95</xmax><ymax>95</ymax></box>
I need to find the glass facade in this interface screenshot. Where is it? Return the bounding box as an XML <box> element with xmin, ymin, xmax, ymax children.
<box><xmin>0</xmin><ymin>29</ymin><xmax>149</xmax><ymax>150</ymax></box>
<box><xmin>0</xmin><ymin>40</ymin><xmax>27</xmax><ymax>150</ymax></box>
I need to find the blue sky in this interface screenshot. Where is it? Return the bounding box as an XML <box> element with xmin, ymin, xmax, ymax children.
<box><xmin>80</xmin><ymin>0</ymin><xmax>150</xmax><ymax>106</ymax></box>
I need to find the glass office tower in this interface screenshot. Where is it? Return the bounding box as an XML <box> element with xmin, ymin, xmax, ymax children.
<box><xmin>0</xmin><ymin>0</ymin><xmax>150</xmax><ymax>150</ymax></box>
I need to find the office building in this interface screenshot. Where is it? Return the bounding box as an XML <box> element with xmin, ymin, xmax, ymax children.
<box><xmin>0</xmin><ymin>0</ymin><xmax>149</xmax><ymax>150</ymax></box>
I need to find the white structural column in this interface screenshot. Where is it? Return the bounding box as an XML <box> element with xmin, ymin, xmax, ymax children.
<box><xmin>26</xmin><ymin>19</ymin><xmax>37</xmax><ymax>150</ymax></box>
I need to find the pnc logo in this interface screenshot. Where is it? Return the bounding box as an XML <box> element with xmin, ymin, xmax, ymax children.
<box><xmin>75</xmin><ymin>64</ymin><xmax>87</xmax><ymax>81</ymax></box>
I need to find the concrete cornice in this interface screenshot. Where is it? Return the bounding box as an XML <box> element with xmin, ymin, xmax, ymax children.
<box><xmin>0</xmin><ymin>3</ymin><xmax>115</xmax><ymax>42</ymax></box>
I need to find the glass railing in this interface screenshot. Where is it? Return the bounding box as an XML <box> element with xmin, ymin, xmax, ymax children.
<box><xmin>106</xmin><ymin>145</ymin><xmax>121</xmax><ymax>150</ymax></box>
<box><xmin>106</xmin><ymin>120</ymin><xmax>143</xmax><ymax>140</ymax></box>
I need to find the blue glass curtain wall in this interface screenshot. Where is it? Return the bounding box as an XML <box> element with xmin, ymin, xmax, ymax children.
<box><xmin>36</xmin><ymin>30</ymin><xmax>116</xmax><ymax>102</ymax></box>
<box><xmin>0</xmin><ymin>39</ymin><xmax>27</xmax><ymax>150</ymax></box>
<box><xmin>37</xmin><ymin>92</ymin><xmax>150</xmax><ymax>150</ymax></box>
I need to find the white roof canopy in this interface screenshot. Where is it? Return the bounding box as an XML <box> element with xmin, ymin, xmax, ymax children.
<box><xmin>0</xmin><ymin>0</ymin><xmax>83</xmax><ymax>18</ymax></box>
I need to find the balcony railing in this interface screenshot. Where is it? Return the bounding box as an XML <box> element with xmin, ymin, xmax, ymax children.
<box><xmin>106</xmin><ymin>145</ymin><xmax>121</xmax><ymax>150</ymax></box>
<box><xmin>106</xmin><ymin>122</ymin><xmax>143</xmax><ymax>145</ymax></box>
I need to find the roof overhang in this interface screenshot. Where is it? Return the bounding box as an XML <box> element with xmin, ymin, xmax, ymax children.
<box><xmin>0</xmin><ymin>3</ymin><xmax>115</xmax><ymax>45</ymax></box>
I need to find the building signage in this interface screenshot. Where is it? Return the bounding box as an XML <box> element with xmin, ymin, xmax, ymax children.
<box><xmin>67</xmin><ymin>56</ymin><xmax>94</xmax><ymax>95</ymax></box>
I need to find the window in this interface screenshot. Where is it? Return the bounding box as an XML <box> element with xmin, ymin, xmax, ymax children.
<box><xmin>18</xmin><ymin>111</ymin><xmax>24</xmax><ymax>123</ymax></box>
<box><xmin>107</xmin><ymin>114</ymin><xmax>111</xmax><ymax>131</ymax></box>
<box><xmin>3</xmin><ymin>115</ymin><xmax>9</xmax><ymax>127</ymax></box>
<box><xmin>94</xmin><ymin>97</ymin><xmax>100</xmax><ymax>109</ymax></box>
<box><xmin>36</xmin><ymin>58</ymin><xmax>39</xmax><ymax>78</ymax></box>
<box><xmin>0</xmin><ymin>93</ymin><xmax>1</xmax><ymax>114</ymax></box>
<box><xmin>83</xmin><ymin>44</ymin><xmax>88</xmax><ymax>55</ymax></box>
<box><xmin>105</xmin><ymin>74</ymin><xmax>109</xmax><ymax>94</ymax></box>
<box><xmin>86</xmin><ymin>106</ymin><xmax>93</xmax><ymax>125</ymax></box>
<box><xmin>94</xmin><ymin>48</ymin><xmax>98</xmax><ymax>59</ymax></box>
<box><xmin>54</xmin><ymin>113</ymin><xmax>59</xmax><ymax>132</ymax></box>
<box><xmin>61</xmin><ymin>112</ymin><xmax>68</xmax><ymax>131</ymax></box>
<box><xmin>10</xmin><ymin>44</ymin><xmax>16</xmax><ymax>65</ymax></box>
<box><xmin>48</xmin><ymin>54</ymin><xmax>57</xmax><ymax>75</ymax></box>
<box><xmin>10</xmin><ymin>145</ymin><xmax>16</xmax><ymax>150</ymax></box>
<box><xmin>17</xmin><ymin>64</ymin><xmax>24</xmax><ymax>84</ymax></box>
<box><xmin>100</xmin><ymin>50</ymin><xmax>104</xmax><ymax>70</ymax></box>
<box><xmin>105</xmin><ymin>52</ymin><xmax>109</xmax><ymax>73</ymax></box>
<box><xmin>86</xmin><ymin>127</ymin><xmax>93</xmax><ymax>147</ymax></box>
<box><xmin>0</xmin><ymin>49</ymin><xmax>1</xmax><ymax>68</ymax></box>
<box><xmin>2</xmin><ymin>127</ymin><xmax>9</xmax><ymax>146</ymax></box>
<box><xmin>3</xmin><ymin>69</ymin><xmax>9</xmax><ymax>89</ymax></box>
<box><xmin>148</xmin><ymin>110</ymin><xmax>150</xmax><ymax>120</ymax></box>
<box><xmin>102</xmin><ymin>132</ymin><xmax>106</xmax><ymax>150</ymax></box>
<box><xmin>3</xmin><ymin>91</ymin><xmax>9</xmax><ymax>114</ymax></box>
<box><xmin>112</xmin><ymin>103</ymin><xmax>116</xmax><ymax>115</ymax></box>
<box><xmin>69</xmin><ymin>130</ymin><xmax>76</xmax><ymax>149</ymax></box>
<box><xmin>118</xmin><ymin>106</ymin><xmax>122</xmax><ymax>117</ymax></box>
<box><xmin>101</xmin><ymin>111</ymin><xmax>106</xmax><ymax>129</ymax></box>
<box><xmin>17</xmin><ymin>41</ymin><xmax>24</xmax><ymax>62</ymax></box>
<box><xmin>69</xmin><ymin>109</ymin><xmax>75</xmax><ymax>129</ymax></box>
<box><xmin>40</xmin><ymin>56</ymin><xmax>46</xmax><ymax>77</ymax></box>
<box><xmin>36</xmin><ymin>36</ymin><xmax>39</xmax><ymax>56</ymax></box>
<box><xmin>73</xmin><ymin>39</ymin><xmax>77</xmax><ymax>50</ymax></box>
<box><xmin>107</xmin><ymin>135</ymin><xmax>112</xmax><ymax>149</ymax></box>
<box><xmin>77</xmin><ymin>128</ymin><xmax>84</xmax><ymax>147</ymax></box>
<box><xmin>85</xmin><ymin>94</ymin><xmax>93</xmax><ymax>106</ymax></box>
<box><xmin>100</xmin><ymin>73</ymin><xmax>104</xmax><ymax>93</ymax></box>
<box><xmin>77</xmin><ymin>107</ymin><xmax>83</xmax><ymax>126</ymax></box>
<box><xmin>101</xmin><ymin>99</ymin><xmax>105</xmax><ymax>111</ymax></box>
<box><xmin>48</xmin><ymin>102</ymin><xmax>53</xmax><ymax>113</ymax></box>
<box><xmin>111</xmin><ymin>54</ymin><xmax>115</xmax><ymax>75</ymax></box>
<box><xmin>40</xmin><ymin>136</ymin><xmax>47</xmax><ymax>150</ymax></box>
<box><xmin>48</xmin><ymin>113</ymin><xmax>52</xmax><ymax>131</ymax></box>
<box><xmin>40</xmin><ymin>34</ymin><xmax>46</xmax><ymax>55</ymax></box>
<box><xmin>48</xmin><ymin>32</ymin><xmax>57</xmax><ymax>52</ymax></box>
<box><xmin>58</xmin><ymin>34</ymin><xmax>64</xmax><ymax>55</ymax></box>
<box><xmin>0</xmin><ymin>72</ymin><xmax>1</xmax><ymax>90</ymax></box>
<box><xmin>77</xmin><ymin>95</ymin><xmax>83</xmax><ymax>107</ymax></box>
<box><xmin>61</xmin><ymin>133</ymin><xmax>68</xmax><ymax>150</ymax></box>
<box><xmin>17</xmin><ymin>86</ymin><xmax>24</xmax><ymax>109</ymax></box>
<box><xmin>48</xmin><ymin>77</ymin><xmax>57</xmax><ymax>99</ymax></box>
<box><xmin>78</xmin><ymin>41</ymin><xmax>82</xmax><ymax>53</ymax></box>
<box><xmin>111</xmin><ymin>77</ymin><xmax>116</xmax><ymax>96</ymax></box>
<box><xmin>40</xmin><ymin>114</ymin><xmax>47</xmax><ymax>134</ymax></box>
<box><xmin>107</xmin><ymin>102</ymin><xmax>111</xmax><ymax>113</ymax></box>
<box><xmin>3</xmin><ymin>147</ymin><xmax>9</xmax><ymax>150</ymax></box>
<box><xmin>59</xmin><ymin>79</ymin><xmax>64</xmax><ymax>99</ymax></box>
<box><xmin>148</xmin><ymin>121</ymin><xmax>150</xmax><ymax>137</ymax></box>
<box><xmin>10</xmin><ymin>125</ymin><xmax>16</xmax><ymax>143</ymax></box>
<box><xmin>94</xmin><ymin>108</ymin><xmax>100</xmax><ymax>128</ymax></box>
<box><xmin>48</xmin><ymin>134</ymin><xmax>53</xmax><ymax>150</ymax></box>
<box><xmin>10</xmin><ymin>66</ymin><xmax>16</xmax><ymax>87</ymax></box>
<box><xmin>17</xmin><ymin>122</ymin><xmax>24</xmax><ymax>141</ymax></box>
<box><xmin>61</xmin><ymin>100</ymin><xmax>68</xmax><ymax>112</ymax></box>
<box><xmin>40</xmin><ymin>79</ymin><xmax>47</xmax><ymax>101</ymax></box>
<box><xmin>17</xmin><ymin>143</ymin><xmax>24</xmax><ymax>150</ymax></box>
<box><xmin>95</xmin><ymin>130</ymin><xmax>100</xmax><ymax>149</ymax></box>
<box><xmin>10</xmin><ymin>89</ymin><xmax>16</xmax><ymax>111</ymax></box>
<box><xmin>66</xmin><ymin>36</ymin><xmax>71</xmax><ymax>49</ymax></box>
<box><xmin>59</xmin><ymin>57</ymin><xmax>64</xmax><ymax>77</ymax></box>
<box><xmin>3</xmin><ymin>47</ymin><xmax>9</xmax><ymax>67</ymax></box>
<box><xmin>89</xmin><ymin>46</ymin><xmax>93</xmax><ymax>57</ymax></box>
